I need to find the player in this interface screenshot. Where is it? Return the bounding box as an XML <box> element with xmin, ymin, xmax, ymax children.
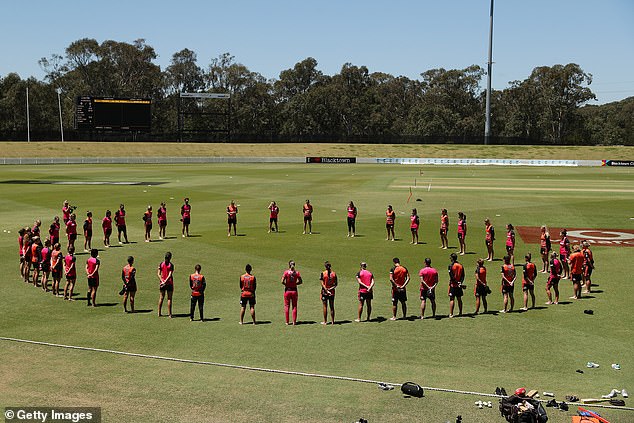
<box><xmin>355</xmin><ymin>262</ymin><xmax>375</xmax><ymax>322</ymax></box>
<box><xmin>181</xmin><ymin>198</ymin><xmax>191</xmax><ymax>237</ymax></box>
<box><xmin>457</xmin><ymin>212</ymin><xmax>467</xmax><ymax>255</ymax></box>
<box><xmin>115</xmin><ymin>204</ymin><xmax>129</xmax><ymax>244</ymax></box>
<box><xmin>143</xmin><ymin>205</ymin><xmax>153</xmax><ymax>242</ymax></box>
<box><xmin>559</xmin><ymin>229</ymin><xmax>571</xmax><ymax>279</ymax></box>
<box><xmin>31</xmin><ymin>219</ymin><xmax>42</xmax><ymax>238</ymax></box>
<box><xmin>102</xmin><ymin>210</ymin><xmax>112</xmax><ymax>248</ymax></box>
<box><xmin>302</xmin><ymin>200</ymin><xmax>313</xmax><ymax>235</ymax></box>
<box><xmin>39</xmin><ymin>239</ymin><xmax>51</xmax><ymax>292</ymax></box>
<box><xmin>389</xmin><ymin>257</ymin><xmax>410</xmax><ymax>320</ymax></box>
<box><xmin>121</xmin><ymin>256</ymin><xmax>137</xmax><ymax>313</ymax></box>
<box><xmin>569</xmin><ymin>244</ymin><xmax>584</xmax><ymax>299</ymax></box>
<box><xmin>268</xmin><ymin>201</ymin><xmax>279</xmax><ymax>233</ymax></box>
<box><xmin>227</xmin><ymin>200</ymin><xmax>238</xmax><ymax>237</ymax></box>
<box><xmin>419</xmin><ymin>258</ymin><xmax>438</xmax><ymax>319</ymax></box>
<box><xmin>189</xmin><ymin>264</ymin><xmax>206</xmax><ymax>321</ymax></box>
<box><xmin>484</xmin><ymin>218</ymin><xmax>495</xmax><ymax>261</ymax></box>
<box><xmin>581</xmin><ymin>240</ymin><xmax>595</xmax><ymax>294</ymax></box>
<box><xmin>50</xmin><ymin>242</ymin><xmax>63</xmax><ymax>297</ymax></box>
<box><xmin>385</xmin><ymin>205</ymin><xmax>396</xmax><ymax>241</ymax></box>
<box><xmin>63</xmin><ymin>245</ymin><xmax>76</xmax><ymax>301</ymax></box>
<box><xmin>281</xmin><ymin>260</ymin><xmax>303</xmax><ymax>325</ymax></box>
<box><xmin>22</xmin><ymin>231</ymin><xmax>32</xmax><ymax>283</ymax></box>
<box><xmin>66</xmin><ymin>213</ymin><xmax>78</xmax><ymax>251</ymax></box>
<box><xmin>448</xmin><ymin>253</ymin><xmax>465</xmax><ymax>318</ymax></box>
<box><xmin>505</xmin><ymin>224</ymin><xmax>516</xmax><ymax>264</ymax></box>
<box><xmin>157</xmin><ymin>252</ymin><xmax>175</xmax><ymax>318</ymax></box>
<box><xmin>521</xmin><ymin>253</ymin><xmax>537</xmax><ymax>310</ymax></box>
<box><xmin>500</xmin><ymin>255</ymin><xmax>516</xmax><ymax>313</ymax></box>
<box><xmin>410</xmin><ymin>208</ymin><xmax>420</xmax><ymax>244</ymax></box>
<box><xmin>474</xmin><ymin>258</ymin><xmax>489</xmax><ymax>314</ymax></box>
<box><xmin>545</xmin><ymin>252</ymin><xmax>561</xmax><ymax>305</ymax></box>
<box><xmin>30</xmin><ymin>237</ymin><xmax>42</xmax><ymax>286</ymax></box>
<box><xmin>320</xmin><ymin>261</ymin><xmax>338</xmax><ymax>325</ymax></box>
<box><xmin>539</xmin><ymin>226</ymin><xmax>551</xmax><ymax>273</ymax></box>
<box><xmin>83</xmin><ymin>211</ymin><xmax>93</xmax><ymax>252</ymax></box>
<box><xmin>62</xmin><ymin>200</ymin><xmax>71</xmax><ymax>224</ymax></box>
<box><xmin>440</xmin><ymin>208</ymin><xmax>449</xmax><ymax>249</ymax></box>
<box><xmin>48</xmin><ymin>216</ymin><xmax>61</xmax><ymax>247</ymax></box>
<box><xmin>240</xmin><ymin>264</ymin><xmax>257</xmax><ymax>325</ymax></box>
<box><xmin>347</xmin><ymin>201</ymin><xmax>357</xmax><ymax>237</ymax></box>
<box><xmin>86</xmin><ymin>249</ymin><xmax>100</xmax><ymax>307</ymax></box>
<box><xmin>157</xmin><ymin>202</ymin><xmax>167</xmax><ymax>240</ymax></box>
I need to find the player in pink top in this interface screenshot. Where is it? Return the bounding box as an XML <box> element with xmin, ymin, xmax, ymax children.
<box><xmin>143</xmin><ymin>206</ymin><xmax>153</xmax><ymax>242</ymax></box>
<box><xmin>62</xmin><ymin>200</ymin><xmax>72</xmax><ymax>224</ymax></box>
<box><xmin>181</xmin><ymin>198</ymin><xmax>191</xmax><ymax>238</ymax></box>
<box><xmin>410</xmin><ymin>208</ymin><xmax>420</xmax><ymax>245</ymax></box>
<box><xmin>49</xmin><ymin>216</ymin><xmax>61</xmax><ymax>247</ymax></box>
<box><xmin>559</xmin><ymin>229</ymin><xmax>571</xmax><ymax>279</ymax></box>
<box><xmin>440</xmin><ymin>209</ymin><xmax>449</xmax><ymax>249</ymax></box>
<box><xmin>86</xmin><ymin>249</ymin><xmax>100</xmax><ymax>307</ymax></box>
<box><xmin>355</xmin><ymin>262</ymin><xmax>375</xmax><ymax>322</ymax></box>
<box><xmin>102</xmin><ymin>210</ymin><xmax>112</xmax><ymax>248</ymax></box>
<box><xmin>83</xmin><ymin>211</ymin><xmax>93</xmax><ymax>252</ymax></box>
<box><xmin>157</xmin><ymin>202</ymin><xmax>167</xmax><ymax>240</ymax></box>
<box><xmin>63</xmin><ymin>245</ymin><xmax>76</xmax><ymax>301</ymax></box>
<box><xmin>66</xmin><ymin>213</ymin><xmax>78</xmax><ymax>251</ymax></box>
<box><xmin>227</xmin><ymin>201</ymin><xmax>238</xmax><ymax>237</ymax></box>
<box><xmin>268</xmin><ymin>201</ymin><xmax>279</xmax><ymax>233</ymax></box>
<box><xmin>346</xmin><ymin>201</ymin><xmax>357</xmax><ymax>237</ymax></box>
<box><xmin>157</xmin><ymin>251</ymin><xmax>175</xmax><ymax>318</ymax></box>
<box><xmin>457</xmin><ymin>212</ymin><xmax>467</xmax><ymax>255</ymax></box>
<box><xmin>505</xmin><ymin>224</ymin><xmax>516</xmax><ymax>264</ymax></box>
<box><xmin>281</xmin><ymin>260</ymin><xmax>303</xmax><ymax>325</ymax></box>
<box><xmin>419</xmin><ymin>258</ymin><xmax>438</xmax><ymax>319</ymax></box>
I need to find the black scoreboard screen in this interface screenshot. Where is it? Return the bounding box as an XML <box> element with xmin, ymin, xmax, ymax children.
<box><xmin>75</xmin><ymin>96</ymin><xmax>151</xmax><ymax>131</ymax></box>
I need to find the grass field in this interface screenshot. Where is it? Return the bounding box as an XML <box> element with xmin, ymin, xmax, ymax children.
<box><xmin>1</xmin><ymin>144</ymin><xmax>633</xmax><ymax>423</ymax></box>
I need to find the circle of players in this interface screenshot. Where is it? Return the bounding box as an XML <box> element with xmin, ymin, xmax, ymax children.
<box><xmin>16</xmin><ymin>199</ymin><xmax>595</xmax><ymax>324</ymax></box>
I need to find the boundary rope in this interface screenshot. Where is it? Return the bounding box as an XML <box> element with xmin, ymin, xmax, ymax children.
<box><xmin>2</xmin><ymin>336</ymin><xmax>632</xmax><ymax>412</ymax></box>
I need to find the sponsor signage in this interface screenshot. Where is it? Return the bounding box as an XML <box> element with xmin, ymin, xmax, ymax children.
<box><xmin>517</xmin><ymin>226</ymin><xmax>634</xmax><ymax>247</ymax></box>
<box><xmin>306</xmin><ymin>157</ymin><xmax>356</xmax><ymax>164</ymax></box>
<box><xmin>602</xmin><ymin>160</ymin><xmax>634</xmax><ymax>167</ymax></box>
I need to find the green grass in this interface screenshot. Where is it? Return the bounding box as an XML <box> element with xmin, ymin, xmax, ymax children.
<box><xmin>1</xmin><ymin>160</ymin><xmax>633</xmax><ymax>422</ymax></box>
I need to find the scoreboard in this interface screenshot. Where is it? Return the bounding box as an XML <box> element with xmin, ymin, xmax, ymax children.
<box><xmin>75</xmin><ymin>96</ymin><xmax>151</xmax><ymax>131</ymax></box>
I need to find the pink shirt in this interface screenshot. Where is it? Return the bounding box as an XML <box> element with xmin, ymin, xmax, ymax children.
<box><xmin>419</xmin><ymin>266</ymin><xmax>438</xmax><ymax>289</ymax></box>
<box><xmin>410</xmin><ymin>215</ymin><xmax>419</xmax><ymax>229</ymax></box>
<box><xmin>66</xmin><ymin>220</ymin><xmax>77</xmax><ymax>235</ymax></box>
<box><xmin>356</xmin><ymin>269</ymin><xmax>373</xmax><ymax>293</ymax></box>
<box><xmin>87</xmin><ymin>256</ymin><xmax>100</xmax><ymax>280</ymax></box>
<box><xmin>506</xmin><ymin>230</ymin><xmax>515</xmax><ymax>247</ymax></box>
<box><xmin>347</xmin><ymin>207</ymin><xmax>357</xmax><ymax>219</ymax></box>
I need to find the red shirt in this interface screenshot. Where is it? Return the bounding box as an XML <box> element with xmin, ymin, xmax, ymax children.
<box><xmin>87</xmin><ymin>256</ymin><xmax>100</xmax><ymax>281</ymax></box>
<box><xmin>485</xmin><ymin>224</ymin><xmax>493</xmax><ymax>242</ymax></box>
<box><xmin>84</xmin><ymin>217</ymin><xmax>92</xmax><ymax>234</ymax></box>
<box><xmin>49</xmin><ymin>222</ymin><xmax>60</xmax><ymax>241</ymax></box>
<box><xmin>122</xmin><ymin>264</ymin><xmax>135</xmax><ymax>284</ymax></box>
<box><xmin>559</xmin><ymin>237</ymin><xmax>570</xmax><ymax>256</ymax></box>
<box><xmin>240</xmin><ymin>273</ymin><xmax>256</xmax><ymax>297</ymax></box>
<box><xmin>157</xmin><ymin>207</ymin><xmax>167</xmax><ymax>222</ymax></box>
<box><xmin>386</xmin><ymin>210</ymin><xmax>395</xmax><ymax>225</ymax></box>
<box><xmin>269</xmin><ymin>205</ymin><xmax>279</xmax><ymax>219</ymax></box>
<box><xmin>347</xmin><ymin>206</ymin><xmax>357</xmax><ymax>219</ymax></box>
<box><xmin>115</xmin><ymin>210</ymin><xmax>126</xmax><ymax>226</ymax></box>
<box><xmin>569</xmin><ymin>251</ymin><xmax>584</xmax><ymax>275</ymax></box>
<box><xmin>64</xmin><ymin>254</ymin><xmax>76</xmax><ymax>278</ymax></box>
<box><xmin>66</xmin><ymin>220</ymin><xmax>77</xmax><ymax>235</ymax></box>
<box><xmin>391</xmin><ymin>265</ymin><xmax>409</xmax><ymax>288</ymax></box>
<box><xmin>159</xmin><ymin>261</ymin><xmax>174</xmax><ymax>286</ymax></box>
<box><xmin>102</xmin><ymin>216</ymin><xmax>112</xmax><ymax>232</ymax></box>
<box><xmin>457</xmin><ymin>219</ymin><xmax>466</xmax><ymax>236</ymax></box>
<box><xmin>475</xmin><ymin>265</ymin><xmax>487</xmax><ymax>286</ymax></box>
<box><xmin>18</xmin><ymin>235</ymin><xmax>23</xmax><ymax>255</ymax></box>
<box><xmin>227</xmin><ymin>205</ymin><xmax>238</xmax><ymax>218</ymax></box>
<box><xmin>320</xmin><ymin>270</ymin><xmax>337</xmax><ymax>294</ymax></box>
<box><xmin>441</xmin><ymin>214</ymin><xmax>449</xmax><ymax>231</ymax></box>
<box><xmin>181</xmin><ymin>204</ymin><xmax>191</xmax><ymax>219</ymax></box>
<box><xmin>419</xmin><ymin>266</ymin><xmax>438</xmax><ymax>290</ymax></box>
<box><xmin>144</xmin><ymin>211</ymin><xmax>152</xmax><ymax>226</ymax></box>
<box><xmin>282</xmin><ymin>269</ymin><xmax>301</xmax><ymax>290</ymax></box>
<box><xmin>51</xmin><ymin>249</ymin><xmax>62</xmax><ymax>269</ymax></box>
<box><xmin>410</xmin><ymin>215</ymin><xmax>419</xmax><ymax>229</ymax></box>
<box><xmin>303</xmin><ymin>204</ymin><xmax>313</xmax><ymax>217</ymax></box>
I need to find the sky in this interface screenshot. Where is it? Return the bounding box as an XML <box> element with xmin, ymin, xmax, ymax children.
<box><xmin>1</xmin><ymin>0</ymin><xmax>633</xmax><ymax>104</ymax></box>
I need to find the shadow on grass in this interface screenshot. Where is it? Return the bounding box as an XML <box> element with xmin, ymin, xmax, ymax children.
<box><xmin>95</xmin><ymin>303</ymin><xmax>118</xmax><ymax>307</ymax></box>
<box><xmin>295</xmin><ymin>320</ymin><xmax>317</xmax><ymax>325</ymax></box>
<box><xmin>130</xmin><ymin>309</ymin><xmax>153</xmax><ymax>314</ymax></box>
<box><xmin>200</xmin><ymin>317</ymin><xmax>221</xmax><ymax>322</ymax></box>
<box><xmin>333</xmin><ymin>320</ymin><xmax>352</xmax><ymax>325</ymax></box>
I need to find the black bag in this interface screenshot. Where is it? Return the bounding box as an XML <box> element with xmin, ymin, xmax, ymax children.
<box><xmin>401</xmin><ymin>382</ymin><xmax>424</xmax><ymax>398</ymax></box>
<box><xmin>500</xmin><ymin>395</ymin><xmax>548</xmax><ymax>423</ymax></box>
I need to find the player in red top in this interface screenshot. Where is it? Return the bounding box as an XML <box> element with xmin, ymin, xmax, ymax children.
<box><xmin>227</xmin><ymin>200</ymin><xmax>238</xmax><ymax>237</ymax></box>
<box><xmin>484</xmin><ymin>218</ymin><xmax>495</xmax><ymax>261</ymax></box>
<box><xmin>86</xmin><ymin>248</ymin><xmax>100</xmax><ymax>307</ymax></box>
<box><xmin>385</xmin><ymin>205</ymin><xmax>396</xmax><ymax>241</ymax></box>
<box><xmin>581</xmin><ymin>240</ymin><xmax>595</xmax><ymax>294</ymax></box>
<box><xmin>500</xmin><ymin>255</ymin><xmax>516</xmax><ymax>313</ymax></box>
<box><xmin>268</xmin><ymin>201</ymin><xmax>279</xmax><ymax>233</ymax></box>
<box><xmin>157</xmin><ymin>251</ymin><xmax>175</xmax><ymax>318</ymax></box>
<box><xmin>282</xmin><ymin>260</ymin><xmax>303</xmax><ymax>325</ymax></box>
<box><xmin>181</xmin><ymin>198</ymin><xmax>191</xmax><ymax>237</ymax></box>
<box><xmin>539</xmin><ymin>226</ymin><xmax>551</xmax><ymax>273</ymax></box>
<box><xmin>302</xmin><ymin>200</ymin><xmax>313</xmax><ymax>235</ymax></box>
<box><xmin>50</xmin><ymin>242</ymin><xmax>63</xmax><ymax>297</ymax></box>
<box><xmin>440</xmin><ymin>209</ymin><xmax>449</xmax><ymax>249</ymax></box>
<box><xmin>568</xmin><ymin>244</ymin><xmax>584</xmax><ymax>299</ymax></box>
<box><xmin>62</xmin><ymin>200</ymin><xmax>71</xmax><ymax>224</ymax></box>
<box><xmin>66</xmin><ymin>213</ymin><xmax>78</xmax><ymax>251</ymax></box>
<box><xmin>320</xmin><ymin>261</ymin><xmax>338</xmax><ymax>325</ymax></box>
<box><xmin>457</xmin><ymin>212</ymin><xmax>467</xmax><ymax>255</ymax></box>
<box><xmin>39</xmin><ymin>239</ymin><xmax>51</xmax><ymax>292</ymax></box>
<box><xmin>83</xmin><ymin>211</ymin><xmax>93</xmax><ymax>252</ymax></box>
<box><xmin>505</xmin><ymin>224</ymin><xmax>516</xmax><ymax>264</ymax></box>
<box><xmin>121</xmin><ymin>256</ymin><xmax>137</xmax><ymax>313</ymax></box>
<box><xmin>189</xmin><ymin>264</ymin><xmax>206</xmax><ymax>321</ymax></box>
<box><xmin>143</xmin><ymin>205</ymin><xmax>153</xmax><ymax>242</ymax></box>
<box><xmin>521</xmin><ymin>253</ymin><xmax>537</xmax><ymax>310</ymax></box>
<box><xmin>240</xmin><ymin>264</ymin><xmax>257</xmax><ymax>324</ymax></box>
<box><xmin>410</xmin><ymin>208</ymin><xmax>420</xmax><ymax>245</ymax></box>
<box><xmin>355</xmin><ymin>262</ymin><xmax>375</xmax><ymax>322</ymax></box>
<box><xmin>115</xmin><ymin>204</ymin><xmax>129</xmax><ymax>244</ymax></box>
<box><xmin>559</xmin><ymin>229</ymin><xmax>571</xmax><ymax>279</ymax></box>
<box><xmin>474</xmin><ymin>258</ymin><xmax>488</xmax><ymax>314</ymax></box>
<box><xmin>448</xmin><ymin>253</ymin><xmax>465</xmax><ymax>318</ymax></box>
<box><xmin>49</xmin><ymin>216</ymin><xmax>61</xmax><ymax>248</ymax></box>
<box><xmin>546</xmin><ymin>252</ymin><xmax>561</xmax><ymax>305</ymax></box>
<box><xmin>347</xmin><ymin>201</ymin><xmax>357</xmax><ymax>237</ymax></box>
<box><xmin>102</xmin><ymin>210</ymin><xmax>112</xmax><ymax>248</ymax></box>
<box><xmin>63</xmin><ymin>245</ymin><xmax>76</xmax><ymax>301</ymax></box>
<box><xmin>389</xmin><ymin>257</ymin><xmax>410</xmax><ymax>320</ymax></box>
<box><xmin>157</xmin><ymin>202</ymin><xmax>167</xmax><ymax>240</ymax></box>
<box><xmin>419</xmin><ymin>258</ymin><xmax>438</xmax><ymax>319</ymax></box>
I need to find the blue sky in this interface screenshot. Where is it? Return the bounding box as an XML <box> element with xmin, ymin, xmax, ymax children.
<box><xmin>2</xmin><ymin>0</ymin><xmax>633</xmax><ymax>104</ymax></box>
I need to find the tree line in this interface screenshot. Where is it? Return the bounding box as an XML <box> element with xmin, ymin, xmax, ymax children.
<box><xmin>0</xmin><ymin>38</ymin><xmax>631</xmax><ymax>145</ymax></box>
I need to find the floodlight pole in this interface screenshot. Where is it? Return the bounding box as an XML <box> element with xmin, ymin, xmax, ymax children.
<box><xmin>26</xmin><ymin>86</ymin><xmax>31</xmax><ymax>143</ymax></box>
<box><xmin>484</xmin><ymin>0</ymin><xmax>494</xmax><ymax>145</ymax></box>
<box><xmin>57</xmin><ymin>88</ymin><xmax>64</xmax><ymax>142</ymax></box>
